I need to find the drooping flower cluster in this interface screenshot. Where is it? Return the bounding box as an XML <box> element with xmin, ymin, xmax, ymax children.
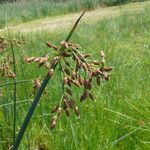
<box><xmin>0</xmin><ymin>37</ymin><xmax>25</xmax><ymax>79</ymax></box>
<box><xmin>0</xmin><ymin>55</ymin><xmax>16</xmax><ymax>79</ymax></box>
<box><xmin>24</xmin><ymin>40</ymin><xmax>113</xmax><ymax>130</ymax></box>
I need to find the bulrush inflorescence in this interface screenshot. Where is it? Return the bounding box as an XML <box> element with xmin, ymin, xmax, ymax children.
<box><xmin>24</xmin><ymin>39</ymin><xmax>113</xmax><ymax>130</ymax></box>
<box><xmin>13</xmin><ymin>11</ymin><xmax>113</xmax><ymax>149</ymax></box>
<box><xmin>0</xmin><ymin>37</ymin><xmax>25</xmax><ymax>79</ymax></box>
<box><xmin>0</xmin><ymin>37</ymin><xmax>7</xmax><ymax>53</ymax></box>
<box><xmin>0</xmin><ymin>37</ymin><xmax>25</xmax><ymax>52</ymax></box>
<box><xmin>0</xmin><ymin>56</ymin><xmax>16</xmax><ymax>78</ymax></box>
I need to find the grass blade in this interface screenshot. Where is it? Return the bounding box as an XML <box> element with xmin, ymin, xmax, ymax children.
<box><xmin>7</xmin><ymin>30</ymin><xmax>17</xmax><ymax>145</ymax></box>
<box><xmin>0</xmin><ymin>80</ymin><xmax>30</xmax><ymax>88</ymax></box>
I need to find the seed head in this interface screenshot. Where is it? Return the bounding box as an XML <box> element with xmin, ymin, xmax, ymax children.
<box><xmin>80</xmin><ymin>90</ymin><xmax>88</xmax><ymax>101</ymax></box>
<box><xmin>46</xmin><ymin>42</ymin><xmax>58</xmax><ymax>50</ymax></box>
<box><xmin>83</xmin><ymin>54</ymin><xmax>91</xmax><ymax>58</ymax></box>
<box><xmin>48</xmin><ymin>69</ymin><xmax>54</xmax><ymax>77</ymax></box>
<box><xmin>50</xmin><ymin>116</ymin><xmax>57</xmax><ymax>130</ymax></box>
<box><xmin>57</xmin><ymin>107</ymin><xmax>62</xmax><ymax>118</ymax></box>
<box><xmin>84</xmin><ymin>80</ymin><xmax>92</xmax><ymax>90</ymax></box>
<box><xmin>65</xmin><ymin>108</ymin><xmax>70</xmax><ymax>117</ymax></box>
<box><xmin>51</xmin><ymin>105</ymin><xmax>59</xmax><ymax>113</ymax></box>
<box><xmin>92</xmin><ymin>61</ymin><xmax>100</xmax><ymax>65</ymax></box>
<box><xmin>102</xmin><ymin>67</ymin><xmax>113</xmax><ymax>72</ymax></box>
<box><xmin>33</xmin><ymin>78</ymin><xmax>41</xmax><ymax>90</ymax></box>
<box><xmin>74</xmin><ymin>106</ymin><xmax>80</xmax><ymax>117</ymax></box>
<box><xmin>61</xmin><ymin>41</ymin><xmax>69</xmax><ymax>48</ymax></box>
<box><xmin>100</xmin><ymin>51</ymin><xmax>105</xmax><ymax>58</ymax></box>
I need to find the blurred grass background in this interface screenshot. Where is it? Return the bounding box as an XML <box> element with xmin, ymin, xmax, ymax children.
<box><xmin>0</xmin><ymin>0</ymin><xmax>147</xmax><ymax>29</ymax></box>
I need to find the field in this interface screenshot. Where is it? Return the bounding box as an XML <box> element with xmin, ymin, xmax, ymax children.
<box><xmin>0</xmin><ymin>1</ymin><xmax>150</xmax><ymax>150</ymax></box>
<box><xmin>0</xmin><ymin>0</ymin><xmax>146</xmax><ymax>29</ymax></box>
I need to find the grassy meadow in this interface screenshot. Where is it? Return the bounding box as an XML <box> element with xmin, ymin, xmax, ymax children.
<box><xmin>0</xmin><ymin>1</ymin><xmax>150</xmax><ymax>150</ymax></box>
<box><xmin>0</xmin><ymin>0</ymin><xmax>146</xmax><ymax>29</ymax></box>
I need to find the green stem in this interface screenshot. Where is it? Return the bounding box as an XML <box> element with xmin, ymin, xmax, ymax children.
<box><xmin>7</xmin><ymin>31</ymin><xmax>17</xmax><ymax>145</ymax></box>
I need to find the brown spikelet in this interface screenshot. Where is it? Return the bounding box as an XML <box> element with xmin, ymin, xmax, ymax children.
<box><xmin>69</xmin><ymin>43</ymin><xmax>81</xmax><ymax>49</ymax></box>
<box><xmin>51</xmin><ymin>56</ymin><xmax>60</xmax><ymax>65</ymax></box>
<box><xmin>60</xmin><ymin>41</ymin><xmax>69</xmax><ymax>48</ymax></box>
<box><xmin>50</xmin><ymin>116</ymin><xmax>57</xmax><ymax>130</ymax></box>
<box><xmin>62</xmin><ymin>52</ymin><xmax>71</xmax><ymax>57</ymax></box>
<box><xmin>91</xmin><ymin>71</ymin><xmax>97</xmax><ymax>77</ymax></box>
<box><xmin>78</xmin><ymin>77</ymin><xmax>84</xmax><ymax>86</ymax></box>
<box><xmin>83</xmin><ymin>54</ymin><xmax>91</xmax><ymax>58</ymax></box>
<box><xmin>57</xmin><ymin>107</ymin><xmax>62</xmax><ymax>118</ymax></box>
<box><xmin>84</xmin><ymin>80</ymin><xmax>92</xmax><ymax>90</ymax></box>
<box><xmin>67</xmin><ymin>80</ymin><xmax>72</xmax><ymax>87</ymax></box>
<box><xmin>100</xmin><ymin>51</ymin><xmax>105</xmax><ymax>58</ymax></box>
<box><xmin>76</xmin><ymin>57</ymin><xmax>81</xmax><ymax>69</ymax></box>
<box><xmin>24</xmin><ymin>57</ymin><xmax>35</xmax><ymax>63</ymax></box>
<box><xmin>95</xmin><ymin>69</ymin><xmax>103</xmax><ymax>76</ymax></box>
<box><xmin>51</xmin><ymin>105</ymin><xmax>59</xmax><ymax>113</ymax></box>
<box><xmin>64</xmin><ymin>76</ymin><xmax>68</xmax><ymax>85</ymax></box>
<box><xmin>4</xmin><ymin>72</ymin><xmax>16</xmax><ymax>78</ymax></box>
<box><xmin>65</xmin><ymin>108</ymin><xmax>70</xmax><ymax>117</ymax></box>
<box><xmin>104</xmin><ymin>73</ymin><xmax>110</xmax><ymax>81</ymax></box>
<box><xmin>50</xmin><ymin>120</ymin><xmax>56</xmax><ymax>130</ymax></box>
<box><xmin>33</xmin><ymin>78</ymin><xmax>41</xmax><ymax>90</ymax></box>
<box><xmin>0</xmin><ymin>37</ymin><xmax>6</xmax><ymax>52</ymax></box>
<box><xmin>39</xmin><ymin>57</ymin><xmax>48</xmax><ymax>64</ymax></box>
<box><xmin>64</xmin><ymin>76</ymin><xmax>72</xmax><ymax>87</ymax></box>
<box><xmin>80</xmin><ymin>90</ymin><xmax>88</xmax><ymax>101</ymax></box>
<box><xmin>48</xmin><ymin>69</ymin><xmax>54</xmax><ymax>77</ymax></box>
<box><xmin>63</xmin><ymin>96</ymin><xmax>69</xmax><ymax>108</ymax></box>
<box><xmin>46</xmin><ymin>41</ymin><xmax>53</xmax><ymax>48</ymax></box>
<box><xmin>102</xmin><ymin>67</ymin><xmax>113</xmax><ymax>72</ymax></box>
<box><xmin>71</xmin><ymin>70</ymin><xmax>77</xmax><ymax>80</ymax></box>
<box><xmin>82</xmin><ymin>63</ymin><xmax>88</xmax><ymax>72</ymax></box>
<box><xmin>66</xmin><ymin>88</ymin><xmax>72</xmax><ymax>96</ymax></box>
<box><xmin>74</xmin><ymin>106</ymin><xmax>80</xmax><ymax>117</ymax></box>
<box><xmin>44</xmin><ymin>62</ymin><xmax>50</xmax><ymax>68</ymax></box>
<box><xmin>73</xmin><ymin>80</ymin><xmax>81</xmax><ymax>87</ymax></box>
<box><xmin>46</xmin><ymin>42</ymin><xmax>58</xmax><ymax>50</ymax></box>
<box><xmin>92</xmin><ymin>61</ymin><xmax>100</xmax><ymax>65</ymax></box>
<box><xmin>68</xmin><ymin>99</ymin><xmax>75</xmax><ymax>108</ymax></box>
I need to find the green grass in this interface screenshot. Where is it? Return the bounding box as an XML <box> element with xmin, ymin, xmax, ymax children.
<box><xmin>0</xmin><ymin>0</ymin><xmax>146</xmax><ymax>29</ymax></box>
<box><xmin>0</xmin><ymin>3</ymin><xmax>150</xmax><ymax>150</ymax></box>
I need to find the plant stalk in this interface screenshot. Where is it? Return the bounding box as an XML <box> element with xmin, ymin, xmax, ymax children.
<box><xmin>7</xmin><ymin>31</ymin><xmax>17</xmax><ymax>145</ymax></box>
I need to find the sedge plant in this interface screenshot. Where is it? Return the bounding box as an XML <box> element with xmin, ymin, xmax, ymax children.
<box><xmin>12</xmin><ymin>11</ymin><xmax>113</xmax><ymax>149</ymax></box>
